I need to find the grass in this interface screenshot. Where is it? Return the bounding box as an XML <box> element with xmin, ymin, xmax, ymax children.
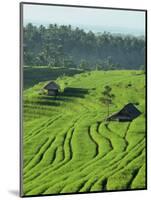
<box><xmin>22</xmin><ymin>69</ymin><xmax>146</xmax><ymax>196</ymax></box>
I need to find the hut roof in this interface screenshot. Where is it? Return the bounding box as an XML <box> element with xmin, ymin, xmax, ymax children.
<box><xmin>43</xmin><ymin>81</ymin><xmax>60</xmax><ymax>90</ymax></box>
<box><xmin>119</xmin><ymin>103</ymin><xmax>141</xmax><ymax>118</ymax></box>
<box><xmin>107</xmin><ymin>103</ymin><xmax>141</xmax><ymax>121</ymax></box>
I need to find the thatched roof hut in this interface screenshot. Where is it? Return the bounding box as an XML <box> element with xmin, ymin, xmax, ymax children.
<box><xmin>107</xmin><ymin>103</ymin><xmax>141</xmax><ymax>122</ymax></box>
<box><xmin>43</xmin><ymin>81</ymin><xmax>60</xmax><ymax>96</ymax></box>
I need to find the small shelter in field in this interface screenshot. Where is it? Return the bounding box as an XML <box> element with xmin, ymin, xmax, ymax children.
<box><xmin>107</xmin><ymin>103</ymin><xmax>141</xmax><ymax>122</ymax></box>
<box><xmin>43</xmin><ymin>81</ymin><xmax>60</xmax><ymax>96</ymax></box>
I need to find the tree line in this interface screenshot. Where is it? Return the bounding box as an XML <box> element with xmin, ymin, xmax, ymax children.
<box><xmin>23</xmin><ymin>23</ymin><xmax>145</xmax><ymax>70</ymax></box>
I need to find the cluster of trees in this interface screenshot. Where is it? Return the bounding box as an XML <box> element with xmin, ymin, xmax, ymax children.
<box><xmin>23</xmin><ymin>23</ymin><xmax>145</xmax><ymax>70</ymax></box>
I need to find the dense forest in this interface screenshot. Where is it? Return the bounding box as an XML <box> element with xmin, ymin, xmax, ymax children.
<box><xmin>23</xmin><ymin>23</ymin><xmax>145</xmax><ymax>70</ymax></box>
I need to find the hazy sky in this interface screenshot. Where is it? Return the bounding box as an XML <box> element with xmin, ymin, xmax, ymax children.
<box><xmin>23</xmin><ymin>4</ymin><xmax>145</xmax><ymax>36</ymax></box>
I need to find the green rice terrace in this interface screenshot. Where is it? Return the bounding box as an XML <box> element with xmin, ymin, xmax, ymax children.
<box><xmin>23</xmin><ymin>69</ymin><xmax>146</xmax><ymax>195</ymax></box>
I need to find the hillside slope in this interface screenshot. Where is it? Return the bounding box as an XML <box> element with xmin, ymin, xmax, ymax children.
<box><xmin>23</xmin><ymin>70</ymin><xmax>146</xmax><ymax>195</ymax></box>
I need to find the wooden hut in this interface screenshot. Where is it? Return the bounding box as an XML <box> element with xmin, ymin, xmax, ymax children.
<box><xmin>107</xmin><ymin>103</ymin><xmax>141</xmax><ymax>122</ymax></box>
<box><xmin>43</xmin><ymin>81</ymin><xmax>60</xmax><ymax>96</ymax></box>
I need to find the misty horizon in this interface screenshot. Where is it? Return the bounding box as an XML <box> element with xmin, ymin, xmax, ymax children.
<box><xmin>23</xmin><ymin>4</ymin><xmax>145</xmax><ymax>37</ymax></box>
<box><xmin>24</xmin><ymin>20</ymin><xmax>145</xmax><ymax>37</ymax></box>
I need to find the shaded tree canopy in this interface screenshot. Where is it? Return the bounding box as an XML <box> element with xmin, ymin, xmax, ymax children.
<box><xmin>23</xmin><ymin>23</ymin><xmax>145</xmax><ymax>69</ymax></box>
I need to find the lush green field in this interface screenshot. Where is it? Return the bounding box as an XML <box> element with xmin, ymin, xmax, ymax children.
<box><xmin>23</xmin><ymin>69</ymin><xmax>146</xmax><ymax>196</ymax></box>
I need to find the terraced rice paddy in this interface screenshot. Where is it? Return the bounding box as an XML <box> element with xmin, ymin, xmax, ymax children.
<box><xmin>22</xmin><ymin>70</ymin><xmax>146</xmax><ymax>196</ymax></box>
